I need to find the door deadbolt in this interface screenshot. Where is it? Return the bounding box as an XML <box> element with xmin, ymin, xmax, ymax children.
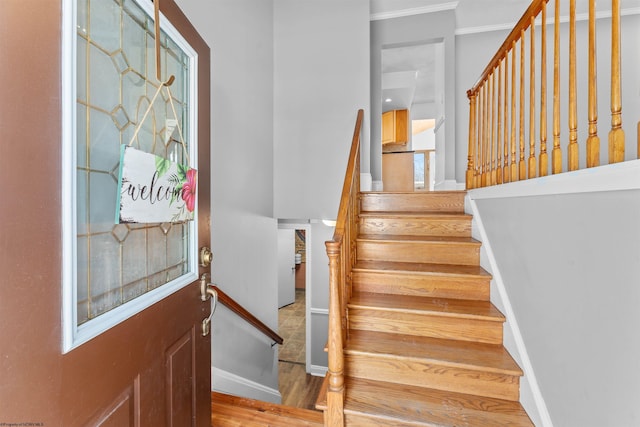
<box><xmin>200</xmin><ymin>246</ymin><xmax>213</xmax><ymax>267</ymax></box>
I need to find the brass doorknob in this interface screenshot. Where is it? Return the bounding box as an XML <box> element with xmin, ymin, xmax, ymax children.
<box><xmin>200</xmin><ymin>246</ymin><xmax>213</xmax><ymax>267</ymax></box>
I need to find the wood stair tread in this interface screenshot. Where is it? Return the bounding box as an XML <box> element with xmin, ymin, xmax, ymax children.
<box><xmin>345</xmin><ymin>330</ymin><xmax>523</xmax><ymax>376</ymax></box>
<box><xmin>358</xmin><ymin>233</ymin><xmax>481</xmax><ymax>244</ymax></box>
<box><xmin>212</xmin><ymin>392</ymin><xmax>323</xmax><ymax>426</ymax></box>
<box><xmin>341</xmin><ymin>377</ymin><xmax>533</xmax><ymax>426</ymax></box>
<box><xmin>359</xmin><ymin>211</ymin><xmax>472</xmax><ymax>219</ymax></box>
<box><xmin>353</xmin><ymin>260</ymin><xmax>491</xmax><ymax>277</ymax></box>
<box><xmin>349</xmin><ymin>292</ymin><xmax>505</xmax><ymax>322</ymax></box>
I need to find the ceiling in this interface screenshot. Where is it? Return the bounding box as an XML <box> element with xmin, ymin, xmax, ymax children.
<box><xmin>377</xmin><ymin>0</ymin><xmax>530</xmax><ymax>120</ymax></box>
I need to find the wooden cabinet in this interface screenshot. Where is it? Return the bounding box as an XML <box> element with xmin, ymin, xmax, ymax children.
<box><xmin>382</xmin><ymin>109</ymin><xmax>409</xmax><ymax>145</ymax></box>
<box><xmin>382</xmin><ymin>151</ymin><xmax>414</xmax><ymax>192</ymax></box>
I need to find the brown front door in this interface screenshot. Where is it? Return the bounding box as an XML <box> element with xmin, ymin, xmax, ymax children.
<box><xmin>0</xmin><ymin>0</ymin><xmax>211</xmax><ymax>425</ymax></box>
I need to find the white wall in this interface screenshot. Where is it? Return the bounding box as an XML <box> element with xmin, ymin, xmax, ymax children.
<box><xmin>371</xmin><ymin>10</ymin><xmax>457</xmax><ymax>186</ymax></box>
<box><xmin>273</xmin><ymin>0</ymin><xmax>370</xmax><ymax>221</ymax></box>
<box><xmin>272</xmin><ymin>0</ymin><xmax>370</xmax><ymax>375</ymax></box>
<box><xmin>175</xmin><ymin>0</ymin><xmax>281</xmax><ymax>402</ymax></box>
<box><xmin>471</xmin><ymin>174</ymin><xmax>640</xmax><ymax>426</ymax></box>
<box><xmin>455</xmin><ymin>13</ymin><xmax>640</xmax><ymax>184</ymax></box>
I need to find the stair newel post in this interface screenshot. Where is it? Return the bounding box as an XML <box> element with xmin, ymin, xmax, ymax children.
<box><xmin>466</xmin><ymin>90</ymin><xmax>476</xmax><ymax>189</ymax></box>
<box><xmin>609</xmin><ymin>0</ymin><xmax>625</xmax><ymax>163</ymax></box>
<box><xmin>326</xmin><ymin>240</ymin><xmax>345</xmax><ymax>427</ymax></box>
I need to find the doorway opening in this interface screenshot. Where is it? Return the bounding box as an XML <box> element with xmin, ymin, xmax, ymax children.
<box><xmin>276</xmin><ymin>223</ymin><xmax>322</xmax><ymax>409</ymax></box>
<box><xmin>380</xmin><ymin>40</ymin><xmax>445</xmax><ymax>191</ymax></box>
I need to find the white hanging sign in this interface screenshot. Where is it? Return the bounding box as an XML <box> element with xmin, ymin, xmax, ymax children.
<box><xmin>115</xmin><ymin>145</ymin><xmax>197</xmax><ymax>223</ymax></box>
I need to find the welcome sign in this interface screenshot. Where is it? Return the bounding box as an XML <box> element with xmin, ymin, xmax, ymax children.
<box><xmin>115</xmin><ymin>145</ymin><xmax>197</xmax><ymax>223</ymax></box>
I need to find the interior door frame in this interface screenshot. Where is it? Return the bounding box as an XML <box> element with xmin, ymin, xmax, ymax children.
<box><xmin>277</xmin><ymin>222</ymin><xmax>312</xmax><ymax>373</ymax></box>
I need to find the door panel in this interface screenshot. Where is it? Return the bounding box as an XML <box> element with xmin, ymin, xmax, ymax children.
<box><xmin>278</xmin><ymin>228</ymin><xmax>296</xmax><ymax>308</ymax></box>
<box><xmin>0</xmin><ymin>0</ymin><xmax>211</xmax><ymax>425</ymax></box>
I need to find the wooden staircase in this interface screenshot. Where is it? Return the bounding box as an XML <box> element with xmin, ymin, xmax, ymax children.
<box><xmin>317</xmin><ymin>191</ymin><xmax>534</xmax><ymax>426</ymax></box>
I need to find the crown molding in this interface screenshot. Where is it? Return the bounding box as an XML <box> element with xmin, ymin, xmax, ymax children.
<box><xmin>456</xmin><ymin>6</ymin><xmax>640</xmax><ymax>36</ymax></box>
<box><xmin>370</xmin><ymin>2</ymin><xmax>458</xmax><ymax>21</ymax></box>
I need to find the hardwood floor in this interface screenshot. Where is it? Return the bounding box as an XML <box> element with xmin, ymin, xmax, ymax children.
<box><xmin>278</xmin><ymin>289</ymin><xmax>325</xmax><ymax>411</ymax></box>
<box><xmin>279</xmin><ymin>361</ymin><xmax>324</xmax><ymax>410</ymax></box>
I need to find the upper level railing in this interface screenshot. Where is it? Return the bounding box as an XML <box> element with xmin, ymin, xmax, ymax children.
<box><xmin>466</xmin><ymin>0</ymin><xmax>637</xmax><ymax>189</ymax></box>
<box><xmin>325</xmin><ymin>109</ymin><xmax>364</xmax><ymax>426</ymax></box>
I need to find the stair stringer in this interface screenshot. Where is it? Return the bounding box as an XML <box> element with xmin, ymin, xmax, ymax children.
<box><xmin>465</xmin><ymin>194</ymin><xmax>553</xmax><ymax>427</ymax></box>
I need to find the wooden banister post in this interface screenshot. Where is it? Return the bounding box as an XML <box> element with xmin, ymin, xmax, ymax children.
<box><xmin>586</xmin><ymin>0</ymin><xmax>600</xmax><ymax>167</ymax></box>
<box><xmin>539</xmin><ymin>1</ymin><xmax>548</xmax><ymax>176</ymax></box>
<box><xmin>528</xmin><ymin>16</ymin><xmax>537</xmax><ymax>179</ymax></box>
<box><xmin>467</xmin><ymin>90</ymin><xmax>476</xmax><ymax>189</ymax></box>
<box><xmin>519</xmin><ymin>33</ymin><xmax>526</xmax><ymax>180</ymax></box>
<box><xmin>325</xmin><ymin>240</ymin><xmax>344</xmax><ymax>426</ymax></box>
<box><xmin>609</xmin><ymin>0</ymin><xmax>625</xmax><ymax>163</ymax></box>
<box><xmin>497</xmin><ymin>62</ymin><xmax>503</xmax><ymax>185</ymax></box>
<box><xmin>503</xmin><ymin>53</ymin><xmax>510</xmax><ymax>183</ymax></box>
<box><xmin>552</xmin><ymin>0</ymin><xmax>562</xmax><ymax>174</ymax></box>
<box><xmin>511</xmin><ymin>44</ymin><xmax>518</xmax><ymax>181</ymax></box>
<box><xmin>482</xmin><ymin>83</ymin><xmax>489</xmax><ymax>187</ymax></box>
<box><xmin>568</xmin><ymin>0</ymin><xmax>579</xmax><ymax>171</ymax></box>
<box><xmin>490</xmin><ymin>71</ymin><xmax>497</xmax><ymax>186</ymax></box>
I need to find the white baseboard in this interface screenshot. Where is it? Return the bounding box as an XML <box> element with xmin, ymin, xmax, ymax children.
<box><xmin>466</xmin><ymin>196</ymin><xmax>553</xmax><ymax>427</ymax></box>
<box><xmin>211</xmin><ymin>367</ymin><xmax>282</xmax><ymax>404</ymax></box>
<box><xmin>434</xmin><ymin>179</ymin><xmax>460</xmax><ymax>190</ymax></box>
<box><xmin>372</xmin><ymin>180</ymin><xmax>383</xmax><ymax>191</ymax></box>
<box><xmin>310</xmin><ymin>364</ymin><xmax>328</xmax><ymax>377</ymax></box>
<box><xmin>360</xmin><ymin>173</ymin><xmax>372</xmax><ymax>192</ymax></box>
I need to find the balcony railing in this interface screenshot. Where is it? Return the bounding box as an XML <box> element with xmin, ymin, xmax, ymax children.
<box><xmin>466</xmin><ymin>0</ymin><xmax>637</xmax><ymax>189</ymax></box>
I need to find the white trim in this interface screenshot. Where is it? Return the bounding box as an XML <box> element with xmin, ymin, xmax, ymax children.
<box><xmin>434</xmin><ymin>179</ymin><xmax>460</xmax><ymax>191</ymax></box>
<box><xmin>310</xmin><ymin>364</ymin><xmax>328</xmax><ymax>377</ymax></box>
<box><xmin>211</xmin><ymin>367</ymin><xmax>282</xmax><ymax>404</ymax></box>
<box><xmin>371</xmin><ymin>180</ymin><xmax>383</xmax><ymax>192</ymax></box>
<box><xmin>456</xmin><ymin>6</ymin><xmax>640</xmax><ymax>35</ymax></box>
<box><xmin>466</xmin><ymin>195</ymin><xmax>553</xmax><ymax>427</ymax></box>
<box><xmin>469</xmin><ymin>160</ymin><xmax>640</xmax><ymax>200</ymax></box>
<box><xmin>370</xmin><ymin>2</ymin><xmax>458</xmax><ymax>21</ymax></box>
<box><xmin>360</xmin><ymin>172</ymin><xmax>373</xmax><ymax>192</ymax></box>
<box><xmin>310</xmin><ymin>307</ymin><xmax>329</xmax><ymax>316</ymax></box>
<box><xmin>433</xmin><ymin>116</ymin><xmax>445</xmax><ymax>133</ymax></box>
<box><xmin>61</xmin><ymin>0</ymin><xmax>76</xmax><ymax>353</ymax></box>
<box><xmin>62</xmin><ymin>0</ymin><xmax>200</xmax><ymax>353</ymax></box>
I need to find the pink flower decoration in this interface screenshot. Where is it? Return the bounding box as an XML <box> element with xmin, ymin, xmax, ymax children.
<box><xmin>182</xmin><ymin>169</ymin><xmax>197</xmax><ymax>212</ymax></box>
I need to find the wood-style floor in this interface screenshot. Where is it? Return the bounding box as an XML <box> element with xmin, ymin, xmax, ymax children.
<box><xmin>279</xmin><ymin>361</ymin><xmax>324</xmax><ymax>410</ymax></box>
<box><xmin>278</xmin><ymin>289</ymin><xmax>325</xmax><ymax>411</ymax></box>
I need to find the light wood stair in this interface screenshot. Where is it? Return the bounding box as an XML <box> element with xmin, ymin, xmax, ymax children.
<box><xmin>212</xmin><ymin>392</ymin><xmax>324</xmax><ymax>426</ymax></box>
<box><xmin>317</xmin><ymin>191</ymin><xmax>533</xmax><ymax>426</ymax></box>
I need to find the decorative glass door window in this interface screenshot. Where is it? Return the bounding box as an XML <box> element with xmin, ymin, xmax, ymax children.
<box><xmin>63</xmin><ymin>0</ymin><xmax>198</xmax><ymax>350</ymax></box>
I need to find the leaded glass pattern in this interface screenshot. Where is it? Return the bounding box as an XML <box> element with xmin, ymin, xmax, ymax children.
<box><xmin>76</xmin><ymin>0</ymin><xmax>192</xmax><ymax>324</ymax></box>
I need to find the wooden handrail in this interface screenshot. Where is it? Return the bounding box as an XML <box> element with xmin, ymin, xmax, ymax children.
<box><xmin>469</xmin><ymin>0</ymin><xmax>547</xmax><ymax>95</ymax></box>
<box><xmin>466</xmin><ymin>0</ymin><xmax>630</xmax><ymax>190</ymax></box>
<box><xmin>209</xmin><ymin>285</ymin><xmax>283</xmax><ymax>345</ymax></box>
<box><xmin>325</xmin><ymin>109</ymin><xmax>364</xmax><ymax>427</ymax></box>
